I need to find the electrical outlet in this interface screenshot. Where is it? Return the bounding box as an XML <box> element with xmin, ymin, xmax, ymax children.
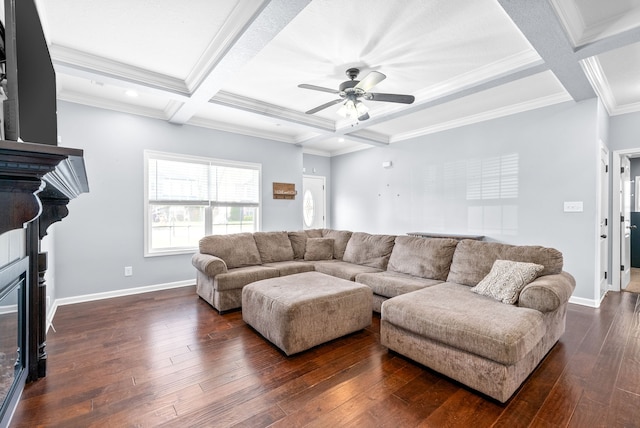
<box><xmin>124</xmin><ymin>266</ymin><xmax>133</xmax><ymax>277</ymax></box>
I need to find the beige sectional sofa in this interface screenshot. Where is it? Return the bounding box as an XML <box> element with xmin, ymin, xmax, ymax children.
<box><xmin>191</xmin><ymin>228</ymin><xmax>575</xmax><ymax>402</ymax></box>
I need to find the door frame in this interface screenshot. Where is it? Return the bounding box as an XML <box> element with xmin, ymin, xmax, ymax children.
<box><xmin>598</xmin><ymin>142</ymin><xmax>610</xmax><ymax>301</ymax></box>
<box><xmin>302</xmin><ymin>175</ymin><xmax>327</xmax><ymax>229</ymax></box>
<box><xmin>612</xmin><ymin>148</ymin><xmax>640</xmax><ymax>292</ymax></box>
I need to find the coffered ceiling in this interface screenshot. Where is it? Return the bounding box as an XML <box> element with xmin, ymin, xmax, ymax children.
<box><xmin>35</xmin><ymin>0</ymin><xmax>640</xmax><ymax>156</ymax></box>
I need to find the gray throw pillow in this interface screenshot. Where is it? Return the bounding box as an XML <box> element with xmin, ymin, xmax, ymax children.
<box><xmin>304</xmin><ymin>238</ymin><xmax>334</xmax><ymax>261</ymax></box>
<box><xmin>471</xmin><ymin>259</ymin><xmax>544</xmax><ymax>304</ymax></box>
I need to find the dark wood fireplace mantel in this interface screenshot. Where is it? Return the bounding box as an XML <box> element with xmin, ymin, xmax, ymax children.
<box><xmin>0</xmin><ymin>139</ymin><xmax>88</xmax><ymax>423</ymax></box>
<box><xmin>0</xmin><ymin>139</ymin><xmax>88</xmax><ymax>236</ymax></box>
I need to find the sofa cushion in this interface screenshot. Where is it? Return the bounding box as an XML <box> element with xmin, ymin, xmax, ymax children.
<box><xmin>471</xmin><ymin>260</ymin><xmax>544</xmax><ymax>304</ymax></box>
<box><xmin>322</xmin><ymin>229</ymin><xmax>353</xmax><ymax>260</ymax></box>
<box><xmin>447</xmin><ymin>240</ymin><xmax>563</xmax><ymax>286</ymax></box>
<box><xmin>199</xmin><ymin>233</ymin><xmax>262</xmax><ymax>269</ymax></box>
<box><xmin>387</xmin><ymin>236</ymin><xmax>458</xmax><ymax>280</ymax></box>
<box><xmin>253</xmin><ymin>231</ymin><xmax>295</xmax><ymax>263</ymax></box>
<box><xmin>313</xmin><ymin>260</ymin><xmax>383</xmax><ymax>281</ymax></box>
<box><xmin>304</xmin><ymin>238</ymin><xmax>334</xmax><ymax>261</ymax></box>
<box><xmin>342</xmin><ymin>232</ymin><xmax>396</xmax><ymax>269</ymax></box>
<box><xmin>288</xmin><ymin>231</ymin><xmax>308</xmax><ymax>260</ymax></box>
<box><xmin>381</xmin><ymin>283</ymin><xmax>546</xmax><ymax>365</ymax></box>
<box><xmin>213</xmin><ymin>266</ymin><xmax>279</xmax><ymax>291</ymax></box>
<box><xmin>305</xmin><ymin>229</ymin><xmax>324</xmax><ymax>238</ymax></box>
<box><xmin>356</xmin><ymin>271</ymin><xmax>442</xmax><ymax>298</ymax></box>
<box><xmin>263</xmin><ymin>261</ymin><xmax>315</xmax><ymax>276</ymax></box>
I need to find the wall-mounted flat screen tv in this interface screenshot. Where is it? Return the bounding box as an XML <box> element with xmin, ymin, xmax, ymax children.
<box><xmin>2</xmin><ymin>0</ymin><xmax>57</xmax><ymax>146</ymax></box>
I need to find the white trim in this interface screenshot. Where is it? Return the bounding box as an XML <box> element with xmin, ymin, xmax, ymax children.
<box><xmin>581</xmin><ymin>57</ymin><xmax>616</xmax><ymax>116</ymax></box>
<box><xmin>54</xmin><ymin>279</ymin><xmax>195</xmax><ymax>308</ymax></box>
<box><xmin>412</xmin><ymin>50</ymin><xmax>542</xmax><ymax>102</ymax></box>
<box><xmin>611</xmin><ymin>148</ymin><xmax>640</xmax><ymax>292</ymax></box>
<box><xmin>143</xmin><ymin>150</ymin><xmax>262</xmax><ymax>257</ymax></box>
<box><xmin>302</xmin><ymin>149</ymin><xmax>331</xmax><ymax>157</ymax></box>
<box><xmin>596</xmin><ymin>141</ymin><xmax>610</xmax><ymax>301</ymax></box>
<box><xmin>391</xmin><ymin>92</ymin><xmax>572</xmax><ymax>143</ymax></box>
<box><xmin>46</xmin><ymin>299</ymin><xmax>58</xmax><ymax>333</ymax></box>
<box><xmin>187</xmin><ymin>115</ymin><xmax>299</xmax><ymax>144</ymax></box>
<box><xmin>303</xmin><ymin>175</ymin><xmax>327</xmax><ymax>229</ymax></box>
<box><xmin>569</xmin><ymin>295</ymin><xmax>601</xmax><ymax>308</ymax></box>
<box><xmin>51</xmin><ymin>44</ymin><xmax>190</xmax><ymax>94</ymax></box>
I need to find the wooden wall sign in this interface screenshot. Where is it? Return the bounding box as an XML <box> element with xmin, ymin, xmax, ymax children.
<box><xmin>273</xmin><ymin>182</ymin><xmax>296</xmax><ymax>199</ymax></box>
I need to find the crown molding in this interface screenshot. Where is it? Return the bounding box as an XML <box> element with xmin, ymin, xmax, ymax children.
<box><xmin>57</xmin><ymin>91</ymin><xmax>171</xmax><ymax>121</ymax></box>
<box><xmin>187</xmin><ymin>116</ymin><xmax>297</xmax><ymax>144</ymax></box>
<box><xmin>346</xmin><ymin>129</ymin><xmax>390</xmax><ymax>146</ymax></box>
<box><xmin>330</xmin><ymin>143</ymin><xmax>371</xmax><ymax>157</ymax></box>
<box><xmin>50</xmin><ymin>44</ymin><xmax>190</xmax><ymax>95</ymax></box>
<box><xmin>580</xmin><ymin>56</ymin><xmax>617</xmax><ymax>116</ymax></box>
<box><xmin>550</xmin><ymin>0</ymin><xmax>640</xmax><ymax>47</ymax></box>
<box><xmin>413</xmin><ymin>50</ymin><xmax>542</xmax><ymax>102</ymax></box>
<box><xmin>302</xmin><ymin>148</ymin><xmax>331</xmax><ymax>157</ymax></box>
<box><xmin>392</xmin><ymin>92</ymin><xmax>572</xmax><ymax>143</ymax></box>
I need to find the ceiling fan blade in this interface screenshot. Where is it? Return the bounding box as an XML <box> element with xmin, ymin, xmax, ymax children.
<box><xmin>367</xmin><ymin>93</ymin><xmax>415</xmax><ymax>104</ymax></box>
<box><xmin>355</xmin><ymin>71</ymin><xmax>386</xmax><ymax>92</ymax></box>
<box><xmin>305</xmin><ymin>98</ymin><xmax>344</xmax><ymax>114</ymax></box>
<box><xmin>298</xmin><ymin>84</ymin><xmax>340</xmax><ymax>94</ymax></box>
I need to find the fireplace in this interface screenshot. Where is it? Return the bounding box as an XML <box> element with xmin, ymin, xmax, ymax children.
<box><xmin>0</xmin><ymin>257</ymin><xmax>28</xmax><ymax>423</ymax></box>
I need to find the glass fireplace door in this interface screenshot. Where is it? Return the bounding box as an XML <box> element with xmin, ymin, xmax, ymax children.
<box><xmin>0</xmin><ymin>257</ymin><xmax>28</xmax><ymax>424</ymax></box>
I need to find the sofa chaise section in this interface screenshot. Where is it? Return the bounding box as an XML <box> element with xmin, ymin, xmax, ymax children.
<box><xmin>380</xmin><ymin>239</ymin><xmax>575</xmax><ymax>402</ymax></box>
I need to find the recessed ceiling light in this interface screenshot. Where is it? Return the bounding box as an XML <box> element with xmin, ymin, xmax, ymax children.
<box><xmin>125</xmin><ymin>89</ymin><xmax>138</xmax><ymax>97</ymax></box>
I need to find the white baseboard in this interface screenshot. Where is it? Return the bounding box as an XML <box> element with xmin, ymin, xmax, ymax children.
<box><xmin>569</xmin><ymin>295</ymin><xmax>601</xmax><ymax>308</ymax></box>
<box><xmin>52</xmin><ymin>279</ymin><xmax>196</xmax><ymax>313</ymax></box>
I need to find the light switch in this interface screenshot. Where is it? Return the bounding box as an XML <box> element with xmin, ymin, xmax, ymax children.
<box><xmin>564</xmin><ymin>201</ymin><xmax>583</xmax><ymax>212</ymax></box>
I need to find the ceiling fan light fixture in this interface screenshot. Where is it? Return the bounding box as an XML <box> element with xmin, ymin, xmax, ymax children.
<box><xmin>337</xmin><ymin>99</ymin><xmax>368</xmax><ymax>118</ymax></box>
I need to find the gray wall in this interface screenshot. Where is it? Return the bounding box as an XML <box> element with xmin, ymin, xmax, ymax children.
<box><xmin>303</xmin><ymin>153</ymin><xmax>331</xmax><ymax>227</ymax></box>
<box><xmin>610</xmin><ymin>111</ymin><xmax>640</xmax><ymax>151</ymax></box>
<box><xmin>330</xmin><ymin>99</ymin><xmax>600</xmax><ymax>302</ymax></box>
<box><xmin>611</xmin><ymin>112</ymin><xmax>640</xmax><ymax>212</ymax></box>
<box><xmin>53</xmin><ymin>101</ymin><xmax>304</xmax><ymax>299</ymax></box>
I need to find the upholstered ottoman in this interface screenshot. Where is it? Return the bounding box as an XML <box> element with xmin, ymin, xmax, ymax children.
<box><xmin>242</xmin><ymin>271</ymin><xmax>373</xmax><ymax>355</ymax></box>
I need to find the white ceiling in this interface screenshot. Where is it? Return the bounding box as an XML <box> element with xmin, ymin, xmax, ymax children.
<box><xmin>36</xmin><ymin>0</ymin><xmax>640</xmax><ymax>156</ymax></box>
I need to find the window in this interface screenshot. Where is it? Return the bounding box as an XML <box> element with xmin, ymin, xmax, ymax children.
<box><xmin>144</xmin><ymin>151</ymin><xmax>261</xmax><ymax>256</ymax></box>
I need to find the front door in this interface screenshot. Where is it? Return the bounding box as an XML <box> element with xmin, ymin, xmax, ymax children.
<box><xmin>302</xmin><ymin>175</ymin><xmax>326</xmax><ymax>229</ymax></box>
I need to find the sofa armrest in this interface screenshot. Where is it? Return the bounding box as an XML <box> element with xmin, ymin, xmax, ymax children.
<box><xmin>518</xmin><ymin>271</ymin><xmax>576</xmax><ymax>313</ymax></box>
<box><xmin>192</xmin><ymin>253</ymin><xmax>228</xmax><ymax>277</ymax></box>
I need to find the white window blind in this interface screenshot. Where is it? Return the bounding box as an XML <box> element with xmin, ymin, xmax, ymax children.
<box><xmin>144</xmin><ymin>151</ymin><xmax>261</xmax><ymax>256</ymax></box>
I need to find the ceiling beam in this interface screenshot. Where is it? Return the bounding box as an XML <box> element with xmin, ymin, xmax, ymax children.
<box><xmin>497</xmin><ymin>0</ymin><xmax>595</xmax><ymax>101</ymax></box>
<box><xmin>575</xmin><ymin>26</ymin><xmax>640</xmax><ymax>60</ymax></box>
<box><xmin>168</xmin><ymin>0</ymin><xmax>311</xmax><ymax>124</ymax></box>
<box><xmin>210</xmin><ymin>91</ymin><xmax>335</xmax><ymax>132</ymax></box>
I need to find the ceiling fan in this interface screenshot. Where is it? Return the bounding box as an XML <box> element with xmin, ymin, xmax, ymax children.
<box><xmin>298</xmin><ymin>68</ymin><xmax>415</xmax><ymax>121</ymax></box>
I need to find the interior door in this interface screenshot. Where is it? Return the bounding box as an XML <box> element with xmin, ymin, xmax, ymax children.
<box><xmin>599</xmin><ymin>145</ymin><xmax>609</xmax><ymax>298</ymax></box>
<box><xmin>302</xmin><ymin>175</ymin><xmax>326</xmax><ymax>229</ymax></box>
<box><xmin>621</xmin><ymin>156</ymin><xmax>631</xmax><ymax>289</ymax></box>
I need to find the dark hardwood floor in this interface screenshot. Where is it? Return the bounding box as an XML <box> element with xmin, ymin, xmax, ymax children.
<box><xmin>9</xmin><ymin>287</ymin><xmax>640</xmax><ymax>427</ymax></box>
